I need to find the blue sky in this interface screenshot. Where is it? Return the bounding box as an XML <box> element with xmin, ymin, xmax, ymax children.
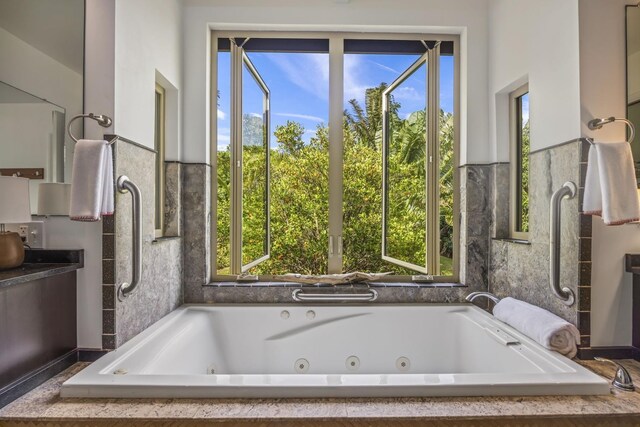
<box><xmin>217</xmin><ymin>51</ymin><xmax>455</xmax><ymax>150</ymax></box>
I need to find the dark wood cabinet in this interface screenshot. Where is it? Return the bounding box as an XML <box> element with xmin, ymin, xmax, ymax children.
<box><xmin>0</xmin><ymin>249</ymin><xmax>83</xmax><ymax>407</ymax></box>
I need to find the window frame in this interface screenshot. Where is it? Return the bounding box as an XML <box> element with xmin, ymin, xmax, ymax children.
<box><xmin>509</xmin><ymin>83</ymin><xmax>530</xmax><ymax>240</ymax></box>
<box><xmin>229</xmin><ymin>44</ymin><xmax>272</xmax><ymax>274</ymax></box>
<box><xmin>154</xmin><ymin>82</ymin><xmax>166</xmax><ymax>238</ymax></box>
<box><xmin>210</xmin><ymin>31</ymin><xmax>460</xmax><ymax>283</ymax></box>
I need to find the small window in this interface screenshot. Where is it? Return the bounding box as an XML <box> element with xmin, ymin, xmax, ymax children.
<box><xmin>154</xmin><ymin>83</ymin><xmax>166</xmax><ymax>238</ymax></box>
<box><xmin>509</xmin><ymin>84</ymin><xmax>529</xmax><ymax>239</ymax></box>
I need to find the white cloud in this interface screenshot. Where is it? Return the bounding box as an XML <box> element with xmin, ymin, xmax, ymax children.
<box><xmin>217</xmin><ymin>109</ymin><xmax>227</xmax><ymax>120</ymax></box>
<box><xmin>393</xmin><ymin>86</ymin><xmax>422</xmax><ymax>102</ymax></box>
<box><xmin>217</xmin><ymin>127</ymin><xmax>230</xmax><ymax>149</ymax></box>
<box><xmin>343</xmin><ymin>55</ymin><xmax>368</xmax><ymax>105</ymax></box>
<box><xmin>267</xmin><ymin>53</ymin><xmax>329</xmax><ymax>100</ymax></box>
<box><xmin>369</xmin><ymin>60</ymin><xmax>399</xmax><ymax>74</ymax></box>
<box><xmin>274</xmin><ymin>112</ymin><xmax>325</xmax><ymax>123</ymax></box>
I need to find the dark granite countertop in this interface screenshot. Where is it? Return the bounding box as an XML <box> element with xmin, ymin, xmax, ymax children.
<box><xmin>0</xmin><ymin>249</ymin><xmax>84</xmax><ymax>289</ymax></box>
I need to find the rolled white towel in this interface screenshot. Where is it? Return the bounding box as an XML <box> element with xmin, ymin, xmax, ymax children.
<box><xmin>492</xmin><ymin>297</ymin><xmax>580</xmax><ymax>358</ymax></box>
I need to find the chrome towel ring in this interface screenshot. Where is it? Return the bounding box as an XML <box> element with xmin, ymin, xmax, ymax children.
<box><xmin>67</xmin><ymin>113</ymin><xmax>118</xmax><ymax>145</ymax></box>
<box><xmin>587</xmin><ymin>117</ymin><xmax>636</xmax><ymax>144</ymax></box>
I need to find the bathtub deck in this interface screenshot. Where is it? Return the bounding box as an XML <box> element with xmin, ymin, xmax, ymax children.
<box><xmin>1</xmin><ymin>361</ymin><xmax>640</xmax><ymax>426</ymax></box>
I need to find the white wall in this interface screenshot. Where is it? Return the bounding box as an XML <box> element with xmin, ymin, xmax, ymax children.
<box><xmin>114</xmin><ymin>0</ymin><xmax>182</xmax><ymax>159</ymax></box>
<box><xmin>579</xmin><ymin>0</ymin><xmax>640</xmax><ymax>347</ymax></box>
<box><xmin>181</xmin><ymin>0</ymin><xmax>490</xmax><ymax>165</ymax></box>
<box><xmin>488</xmin><ymin>0</ymin><xmax>581</xmax><ymax>161</ymax></box>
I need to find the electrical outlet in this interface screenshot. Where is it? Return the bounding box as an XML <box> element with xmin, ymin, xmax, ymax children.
<box><xmin>5</xmin><ymin>222</ymin><xmax>46</xmax><ymax>248</ymax></box>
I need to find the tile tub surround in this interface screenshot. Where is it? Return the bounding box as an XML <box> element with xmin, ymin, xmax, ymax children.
<box><xmin>182</xmin><ymin>163</ymin><xmax>211</xmax><ymax>304</ymax></box>
<box><xmin>459</xmin><ymin>165</ymin><xmax>492</xmax><ymax>290</ymax></box>
<box><xmin>2</xmin><ymin>361</ymin><xmax>640</xmax><ymax>425</ymax></box>
<box><xmin>102</xmin><ymin>138</ymin><xmax>183</xmax><ymax>349</ymax></box>
<box><xmin>488</xmin><ymin>140</ymin><xmax>592</xmax><ymax>346</ymax></box>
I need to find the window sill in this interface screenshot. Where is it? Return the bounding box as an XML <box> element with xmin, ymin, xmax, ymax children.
<box><xmin>205</xmin><ymin>281</ymin><xmax>466</xmax><ymax>289</ymax></box>
<box><xmin>151</xmin><ymin>236</ymin><xmax>182</xmax><ymax>244</ymax></box>
<box><xmin>492</xmin><ymin>237</ymin><xmax>530</xmax><ymax>245</ymax></box>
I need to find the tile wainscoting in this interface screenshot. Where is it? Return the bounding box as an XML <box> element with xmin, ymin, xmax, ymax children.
<box><xmin>99</xmin><ymin>138</ymin><xmax>591</xmax><ymax>350</ymax></box>
<box><xmin>101</xmin><ymin>138</ymin><xmax>183</xmax><ymax>349</ymax></box>
<box><xmin>486</xmin><ymin>139</ymin><xmax>591</xmax><ymax>348</ymax></box>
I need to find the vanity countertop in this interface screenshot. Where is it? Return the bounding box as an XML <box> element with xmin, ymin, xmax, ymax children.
<box><xmin>0</xmin><ymin>249</ymin><xmax>84</xmax><ymax>289</ymax></box>
<box><xmin>1</xmin><ymin>360</ymin><xmax>640</xmax><ymax>426</ymax></box>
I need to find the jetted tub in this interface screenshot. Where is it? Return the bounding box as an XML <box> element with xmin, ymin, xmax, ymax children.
<box><xmin>62</xmin><ymin>304</ymin><xmax>609</xmax><ymax>398</ymax></box>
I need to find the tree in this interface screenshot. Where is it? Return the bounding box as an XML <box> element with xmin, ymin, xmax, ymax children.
<box><xmin>344</xmin><ymin>83</ymin><xmax>400</xmax><ymax>149</ymax></box>
<box><xmin>274</xmin><ymin>120</ymin><xmax>305</xmax><ymax>155</ymax></box>
<box><xmin>216</xmin><ymin>83</ymin><xmax>457</xmax><ymax>277</ymax></box>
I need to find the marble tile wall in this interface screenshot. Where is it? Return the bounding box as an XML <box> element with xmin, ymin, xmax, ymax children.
<box><xmin>103</xmin><ymin>139</ymin><xmax>590</xmax><ymax>341</ymax></box>
<box><xmin>182</xmin><ymin>163</ymin><xmax>211</xmax><ymax>303</ymax></box>
<box><xmin>459</xmin><ymin>165</ymin><xmax>492</xmax><ymax>291</ymax></box>
<box><xmin>164</xmin><ymin>162</ymin><xmax>182</xmax><ymax>237</ymax></box>
<box><xmin>488</xmin><ymin>140</ymin><xmax>591</xmax><ymax>343</ymax></box>
<box><xmin>102</xmin><ymin>139</ymin><xmax>183</xmax><ymax>349</ymax></box>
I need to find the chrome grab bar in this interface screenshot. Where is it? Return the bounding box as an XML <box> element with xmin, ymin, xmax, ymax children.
<box><xmin>465</xmin><ymin>292</ymin><xmax>501</xmax><ymax>304</ymax></box>
<box><xmin>116</xmin><ymin>175</ymin><xmax>142</xmax><ymax>301</ymax></box>
<box><xmin>549</xmin><ymin>181</ymin><xmax>576</xmax><ymax>306</ymax></box>
<box><xmin>292</xmin><ymin>288</ymin><xmax>378</xmax><ymax>302</ymax></box>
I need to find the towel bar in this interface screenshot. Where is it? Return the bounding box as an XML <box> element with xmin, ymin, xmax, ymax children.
<box><xmin>292</xmin><ymin>288</ymin><xmax>378</xmax><ymax>302</ymax></box>
<box><xmin>116</xmin><ymin>175</ymin><xmax>142</xmax><ymax>301</ymax></box>
<box><xmin>67</xmin><ymin>113</ymin><xmax>118</xmax><ymax>145</ymax></box>
<box><xmin>587</xmin><ymin>117</ymin><xmax>636</xmax><ymax>143</ymax></box>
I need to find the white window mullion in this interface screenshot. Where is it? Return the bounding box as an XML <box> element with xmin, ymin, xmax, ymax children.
<box><xmin>328</xmin><ymin>36</ymin><xmax>344</xmax><ymax>274</ymax></box>
<box><xmin>426</xmin><ymin>43</ymin><xmax>441</xmax><ymax>275</ymax></box>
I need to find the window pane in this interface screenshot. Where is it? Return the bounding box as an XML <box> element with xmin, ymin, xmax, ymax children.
<box><xmin>439</xmin><ymin>55</ymin><xmax>455</xmax><ymax>276</ymax></box>
<box><xmin>342</xmin><ymin>53</ymin><xmax>423</xmax><ymax>274</ymax></box>
<box><xmin>241</xmin><ymin>61</ymin><xmax>269</xmax><ymax>268</ymax></box>
<box><xmin>216</xmin><ymin>51</ymin><xmax>231</xmax><ymax>274</ymax></box>
<box><xmin>384</xmin><ymin>62</ymin><xmax>428</xmax><ymax>270</ymax></box>
<box><xmin>517</xmin><ymin>93</ymin><xmax>530</xmax><ymax>233</ymax></box>
<box><xmin>242</xmin><ymin>52</ymin><xmax>329</xmax><ymax>275</ymax></box>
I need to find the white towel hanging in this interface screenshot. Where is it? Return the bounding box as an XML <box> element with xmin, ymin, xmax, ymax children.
<box><xmin>69</xmin><ymin>140</ymin><xmax>114</xmax><ymax>221</ymax></box>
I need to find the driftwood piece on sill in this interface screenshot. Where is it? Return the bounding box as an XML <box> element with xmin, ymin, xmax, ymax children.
<box><xmin>273</xmin><ymin>272</ymin><xmax>392</xmax><ymax>285</ymax></box>
<box><xmin>0</xmin><ymin>168</ymin><xmax>45</xmax><ymax>179</ymax></box>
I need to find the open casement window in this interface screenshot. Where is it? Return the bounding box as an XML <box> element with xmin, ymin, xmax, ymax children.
<box><xmin>509</xmin><ymin>84</ymin><xmax>530</xmax><ymax>240</ymax></box>
<box><xmin>212</xmin><ymin>34</ymin><xmax>458</xmax><ymax>281</ymax></box>
<box><xmin>230</xmin><ymin>40</ymin><xmax>271</xmax><ymax>274</ymax></box>
<box><xmin>382</xmin><ymin>44</ymin><xmax>441</xmax><ymax>275</ymax></box>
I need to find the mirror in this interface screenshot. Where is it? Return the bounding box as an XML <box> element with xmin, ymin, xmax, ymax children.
<box><xmin>0</xmin><ymin>0</ymin><xmax>84</xmax><ymax>214</ymax></box>
<box><xmin>0</xmin><ymin>82</ymin><xmax>66</xmax><ymax>211</ymax></box>
<box><xmin>627</xmin><ymin>5</ymin><xmax>640</xmax><ymax>184</ymax></box>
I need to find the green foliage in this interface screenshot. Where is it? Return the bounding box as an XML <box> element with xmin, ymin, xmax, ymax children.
<box><xmin>216</xmin><ymin>84</ymin><xmax>456</xmax><ymax>276</ymax></box>
<box><xmin>274</xmin><ymin>120</ymin><xmax>305</xmax><ymax>155</ymax></box>
<box><xmin>520</xmin><ymin>120</ymin><xmax>530</xmax><ymax>232</ymax></box>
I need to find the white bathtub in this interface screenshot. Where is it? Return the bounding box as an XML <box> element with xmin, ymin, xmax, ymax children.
<box><xmin>62</xmin><ymin>304</ymin><xmax>609</xmax><ymax>398</ymax></box>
